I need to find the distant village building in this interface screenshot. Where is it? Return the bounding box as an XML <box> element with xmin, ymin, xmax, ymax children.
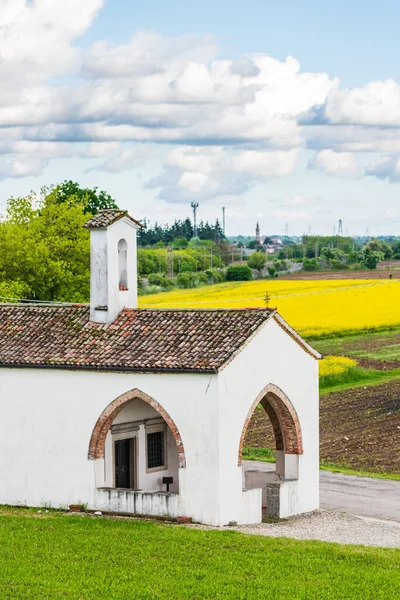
<box><xmin>0</xmin><ymin>210</ymin><xmax>320</xmax><ymax>525</ymax></box>
<box><xmin>264</xmin><ymin>236</ymin><xmax>284</xmax><ymax>254</ymax></box>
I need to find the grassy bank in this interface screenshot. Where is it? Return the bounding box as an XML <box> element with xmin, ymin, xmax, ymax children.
<box><xmin>0</xmin><ymin>509</ymin><xmax>399</xmax><ymax>599</ymax></box>
<box><xmin>320</xmin><ymin>366</ymin><xmax>400</xmax><ymax>393</ymax></box>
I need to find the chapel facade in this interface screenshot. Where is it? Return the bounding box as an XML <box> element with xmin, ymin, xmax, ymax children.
<box><xmin>0</xmin><ymin>210</ymin><xmax>320</xmax><ymax>525</ymax></box>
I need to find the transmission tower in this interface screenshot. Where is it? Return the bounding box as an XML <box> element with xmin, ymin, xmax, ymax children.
<box><xmin>191</xmin><ymin>202</ymin><xmax>199</xmax><ymax>238</ymax></box>
<box><xmin>338</xmin><ymin>219</ymin><xmax>343</xmax><ymax>236</ymax></box>
<box><xmin>284</xmin><ymin>222</ymin><xmax>289</xmax><ymax>240</ymax></box>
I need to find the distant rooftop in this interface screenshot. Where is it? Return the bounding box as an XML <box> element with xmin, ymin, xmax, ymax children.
<box><xmin>84</xmin><ymin>209</ymin><xmax>142</xmax><ymax>229</ymax></box>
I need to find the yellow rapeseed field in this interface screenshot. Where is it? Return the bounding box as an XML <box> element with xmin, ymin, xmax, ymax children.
<box><xmin>319</xmin><ymin>356</ymin><xmax>357</xmax><ymax>377</ymax></box>
<box><xmin>139</xmin><ymin>279</ymin><xmax>400</xmax><ymax>337</ymax></box>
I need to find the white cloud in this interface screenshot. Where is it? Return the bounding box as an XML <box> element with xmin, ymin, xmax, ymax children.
<box><xmin>312</xmin><ymin>79</ymin><xmax>400</xmax><ymax>127</ymax></box>
<box><xmin>365</xmin><ymin>155</ymin><xmax>400</xmax><ymax>183</ymax></box>
<box><xmin>0</xmin><ymin>0</ymin><xmax>400</xmax><ymax>216</ymax></box>
<box><xmin>146</xmin><ymin>146</ymin><xmax>299</xmax><ymax>202</ymax></box>
<box><xmin>309</xmin><ymin>149</ymin><xmax>358</xmax><ymax>177</ymax></box>
<box><xmin>0</xmin><ymin>0</ymin><xmax>103</xmax><ymax>88</ymax></box>
<box><xmin>0</xmin><ymin>156</ymin><xmax>46</xmax><ymax>179</ymax></box>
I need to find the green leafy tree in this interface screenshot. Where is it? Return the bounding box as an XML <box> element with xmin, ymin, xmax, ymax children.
<box><xmin>226</xmin><ymin>265</ymin><xmax>252</xmax><ymax>281</ymax></box>
<box><xmin>47</xmin><ymin>180</ymin><xmax>118</xmax><ymax>215</ymax></box>
<box><xmin>247</xmin><ymin>251</ymin><xmax>267</xmax><ymax>276</ymax></box>
<box><xmin>0</xmin><ymin>194</ymin><xmax>90</xmax><ymax>302</ymax></box>
<box><xmin>359</xmin><ymin>245</ymin><xmax>384</xmax><ymax>270</ymax></box>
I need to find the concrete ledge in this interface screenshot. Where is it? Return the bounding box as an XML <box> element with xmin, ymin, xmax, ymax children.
<box><xmin>240</xmin><ymin>488</ymin><xmax>262</xmax><ymax>525</ymax></box>
<box><xmin>266</xmin><ymin>480</ymin><xmax>299</xmax><ymax>518</ymax></box>
<box><xmin>94</xmin><ymin>488</ymin><xmax>180</xmax><ymax>518</ymax></box>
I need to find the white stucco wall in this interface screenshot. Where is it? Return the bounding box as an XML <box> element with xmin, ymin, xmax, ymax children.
<box><xmin>90</xmin><ymin>217</ymin><xmax>139</xmax><ymax>323</ymax></box>
<box><xmin>0</xmin><ymin>317</ymin><xmax>319</xmax><ymax>526</ymax></box>
<box><xmin>217</xmin><ymin>317</ymin><xmax>319</xmax><ymax>523</ymax></box>
<box><xmin>0</xmin><ymin>368</ymin><xmax>221</xmax><ymax>524</ymax></box>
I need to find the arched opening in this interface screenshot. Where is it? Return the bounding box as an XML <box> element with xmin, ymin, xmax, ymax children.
<box><xmin>238</xmin><ymin>384</ymin><xmax>302</xmax><ymax>483</ymax></box>
<box><xmin>89</xmin><ymin>389</ymin><xmax>186</xmax><ymax>493</ymax></box>
<box><xmin>118</xmin><ymin>238</ymin><xmax>128</xmax><ymax>290</ymax></box>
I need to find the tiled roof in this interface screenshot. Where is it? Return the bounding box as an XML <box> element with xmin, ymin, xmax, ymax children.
<box><xmin>0</xmin><ymin>305</ymin><xmax>274</xmax><ymax>373</ymax></box>
<box><xmin>84</xmin><ymin>210</ymin><xmax>142</xmax><ymax>229</ymax></box>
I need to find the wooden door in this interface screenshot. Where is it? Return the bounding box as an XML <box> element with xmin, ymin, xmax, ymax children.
<box><xmin>115</xmin><ymin>438</ymin><xmax>131</xmax><ymax>488</ymax></box>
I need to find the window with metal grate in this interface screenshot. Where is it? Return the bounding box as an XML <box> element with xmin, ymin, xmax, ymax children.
<box><xmin>147</xmin><ymin>430</ymin><xmax>165</xmax><ymax>469</ymax></box>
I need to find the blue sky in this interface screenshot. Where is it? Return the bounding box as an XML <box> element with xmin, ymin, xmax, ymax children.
<box><xmin>1</xmin><ymin>0</ymin><xmax>400</xmax><ymax>236</ymax></box>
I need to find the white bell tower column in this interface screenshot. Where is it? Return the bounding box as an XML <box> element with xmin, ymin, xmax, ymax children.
<box><xmin>84</xmin><ymin>210</ymin><xmax>141</xmax><ymax>324</ymax></box>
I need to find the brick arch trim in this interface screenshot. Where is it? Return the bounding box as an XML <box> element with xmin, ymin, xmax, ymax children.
<box><xmin>238</xmin><ymin>383</ymin><xmax>303</xmax><ymax>466</ymax></box>
<box><xmin>88</xmin><ymin>388</ymin><xmax>186</xmax><ymax>468</ymax></box>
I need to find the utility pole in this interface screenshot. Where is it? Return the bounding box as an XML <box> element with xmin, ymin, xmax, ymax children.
<box><xmin>284</xmin><ymin>222</ymin><xmax>289</xmax><ymax>260</ymax></box>
<box><xmin>210</xmin><ymin>246</ymin><xmax>213</xmax><ymax>268</ymax></box>
<box><xmin>167</xmin><ymin>246</ymin><xmax>174</xmax><ymax>278</ymax></box>
<box><xmin>191</xmin><ymin>202</ymin><xmax>199</xmax><ymax>238</ymax></box>
<box><xmin>222</xmin><ymin>207</ymin><xmax>226</xmax><ymax>235</ymax></box>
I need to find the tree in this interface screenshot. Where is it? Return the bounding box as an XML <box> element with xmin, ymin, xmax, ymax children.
<box><xmin>247</xmin><ymin>251</ymin><xmax>267</xmax><ymax>276</ymax></box>
<box><xmin>226</xmin><ymin>265</ymin><xmax>252</xmax><ymax>281</ymax></box>
<box><xmin>47</xmin><ymin>180</ymin><xmax>118</xmax><ymax>215</ymax></box>
<box><xmin>0</xmin><ymin>193</ymin><xmax>90</xmax><ymax>302</ymax></box>
<box><xmin>359</xmin><ymin>245</ymin><xmax>384</xmax><ymax>270</ymax></box>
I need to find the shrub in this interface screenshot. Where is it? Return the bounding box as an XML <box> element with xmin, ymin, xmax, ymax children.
<box><xmin>226</xmin><ymin>265</ymin><xmax>252</xmax><ymax>281</ymax></box>
<box><xmin>303</xmin><ymin>258</ymin><xmax>319</xmax><ymax>271</ymax></box>
<box><xmin>205</xmin><ymin>268</ymin><xmax>225</xmax><ymax>284</ymax></box>
<box><xmin>147</xmin><ymin>273</ymin><xmax>176</xmax><ymax>290</ymax></box>
<box><xmin>177</xmin><ymin>271</ymin><xmax>208</xmax><ymax>288</ymax></box>
<box><xmin>267</xmin><ymin>266</ymin><xmax>276</xmax><ymax>278</ymax></box>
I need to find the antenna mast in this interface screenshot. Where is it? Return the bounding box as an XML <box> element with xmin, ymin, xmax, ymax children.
<box><xmin>191</xmin><ymin>202</ymin><xmax>199</xmax><ymax>238</ymax></box>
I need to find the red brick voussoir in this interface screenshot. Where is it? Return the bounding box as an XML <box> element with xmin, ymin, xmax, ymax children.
<box><xmin>88</xmin><ymin>388</ymin><xmax>186</xmax><ymax>468</ymax></box>
<box><xmin>238</xmin><ymin>383</ymin><xmax>303</xmax><ymax>465</ymax></box>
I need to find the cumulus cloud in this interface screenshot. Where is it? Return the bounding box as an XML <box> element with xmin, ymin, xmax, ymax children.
<box><xmin>2</xmin><ymin>0</ymin><xmax>400</xmax><ymax>205</ymax></box>
<box><xmin>308</xmin><ymin>149</ymin><xmax>358</xmax><ymax>177</ymax></box>
<box><xmin>146</xmin><ymin>146</ymin><xmax>299</xmax><ymax>202</ymax></box>
<box><xmin>0</xmin><ymin>156</ymin><xmax>46</xmax><ymax>179</ymax></box>
<box><xmin>305</xmin><ymin>79</ymin><xmax>400</xmax><ymax>127</ymax></box>
<box><xmin>365</xmin><ymin>155</ymin><xmax>400</xmax><ymax>183</ymax></box>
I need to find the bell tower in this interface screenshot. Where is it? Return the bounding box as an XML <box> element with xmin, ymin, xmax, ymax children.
<box><xmin>84</xmin><ymin>210</ymin><xmax>142</xmax><ymax>324</ymax></box>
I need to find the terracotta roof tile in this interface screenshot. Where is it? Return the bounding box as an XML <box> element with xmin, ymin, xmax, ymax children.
<box><xmin>84</xmin><ymin>210</ymin><xmax>142</xmax><ymax>229</ymax></box>
<box><xmin>0</xmin><ymin>305</ymin><xmax>273</xmax><ymax>373</ymax></box>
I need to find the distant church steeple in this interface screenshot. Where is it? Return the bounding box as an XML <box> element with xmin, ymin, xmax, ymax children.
<box><xmin>255</xmin><ymin>222</ymin><xmax>260</xmax><ymax>244</ymax></box>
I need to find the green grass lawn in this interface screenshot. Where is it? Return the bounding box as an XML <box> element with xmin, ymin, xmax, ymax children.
<box><xmin>0</xmin><ymin>509</ymin><xmax>399</xmax><ymax>599</ymax></box>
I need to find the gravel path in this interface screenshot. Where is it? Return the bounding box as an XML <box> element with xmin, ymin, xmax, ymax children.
<box><xmin>192</xmin><ymin>511</ymin><xmax>400</xmax><ymax>548</ymax></box>
<box><xmin>231</xmin><ymin>511</ymin><xmax>400</xmax><ymax>548</ymax></box>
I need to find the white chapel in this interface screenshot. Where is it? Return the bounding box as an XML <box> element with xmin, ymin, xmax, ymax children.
<box><xmin>0</xmin><ymin>209</ymin><xmax>321</xmax><ymax>526</ymax></box>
